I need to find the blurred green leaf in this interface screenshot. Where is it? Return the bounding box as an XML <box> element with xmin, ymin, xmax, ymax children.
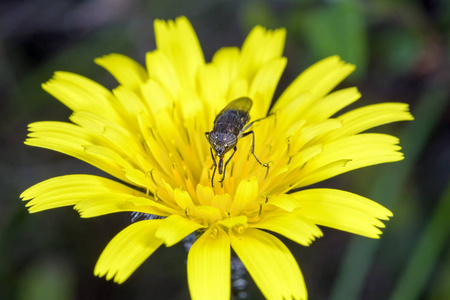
<box><xmin>427</xmin><ymin>246</ymin><xmax>450</xmax><ymax>299</ymax></box>
<box><xmin>11</xmin><ymin>25</ymin><xmax>135</xmax><ymax>114</ymax></box>
<box><xmin>373</xmin><ymin>27</ymin><xmax>422</xmax><ymax>76</ymax></box>
<box><xmin>389</xmin><ymin>181</ymin><xmax>450</xmax><ymax>300</ymax></box>
<box><xmin>300</xmin><ymin>0</ymin><xmax>368</xmax><ymax>79</ymax></box>
<box><xmin>18</xmin><ymin>257</ymin><xmax>75</xmax><ymax>300</ymax></box>
<box><xmin>239</xmin><ymin>1</ymin><xmax>278</xmax><ymax>30</ymax></box>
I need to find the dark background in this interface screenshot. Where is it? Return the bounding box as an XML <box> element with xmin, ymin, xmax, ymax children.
<box><xmin>1</xmin><ymin>0</ymin><xmax>449</xmax><ymax>299</ymax></box>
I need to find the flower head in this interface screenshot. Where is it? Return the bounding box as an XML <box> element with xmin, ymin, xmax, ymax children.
<box><xmin>21</xmin><ymin>16</ymin><xmax>413</xmax><ymax>299</ymax></box>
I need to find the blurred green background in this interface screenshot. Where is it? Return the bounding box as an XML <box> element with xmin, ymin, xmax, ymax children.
<box><xmin>1</xmin><ymin>0</ymin><xmax>449</xmax><ymax>299</ymax></box>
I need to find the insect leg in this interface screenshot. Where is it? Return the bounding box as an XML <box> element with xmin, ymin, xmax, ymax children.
<box><xmin>205</xmin><ymin>132</ymin><xmax>210</xmax><ymax>141</ymax></box>
<box><xmin>242</xmin><ymin>131</ymin><xmax>270</xmax><ymax>178</ymax></box>
<box><xmin>219</xmin><ymin>147</ymin><xmax>237</xmax><ymax>183</ymax></box>
<box><xmin>242</xmin><ymin>113</ymin><xmax>274</xmax><ymax>132</ymax></box>
<box><xmin>242</xmin><ymin>131</ymin><xmax>264</xmax><ymax>165</ymax></box>
<box><xmin>210</xmin><ymin>147</ymin><xmax>217</xmax><ymax>187</ymax></box>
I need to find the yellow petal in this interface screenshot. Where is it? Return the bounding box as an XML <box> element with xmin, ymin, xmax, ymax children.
<box><xmin>25</xmin><ymin>121</ymin><xmax>130</xmax><ymax>182</ymax></box>
<box><xmin>141</xmin><ymin>78</ymin><xmax>173</xmax><ymax>115</ymax></box>
<box><xmin>239</xmin><ymin>26</ymin><xmax>286</xmax><ymax>82</ymax></box>
<box><xmin>273</xmin><ymin>55</ymin><xmax>355</xmax><ymax>112</ymax></box>
<box><xmin>288</xmin><ymin>144</ymin><xmax>323</xmax><ymax>171</ymax></box>
<box><xmin>219</xmin><ymin>215</ymin><xmax>248</xmax><ymax>231</ymax></box>
<box><xmin>230</xmin><ymin>228</ymin><xmax>307</xmax><ymax>299</ymax></box>
<box><xmin>315</xmin><ymin>102</ymin><xmax>414</xmax><ymax>143</ymax></box>
<box><xmin>188</xmin><ymin>227</ymin><xmax>230</xmax><ymax>300</ymax></box>
<box><xmin>211</xmin><ymin>193</ymin><xmax>233</xmax><ymax>212</ymax></box>
<box><xmin>123</xmin><ymin>168</ymin><xmax>154</xmax><ymax>190</ymax></box>
<box><xmin>249</xmin><ymin>57</ymin><xmax>287</xmax><ymax>119</ymax></box>
<box><xmin>269</xmin><ymin>194</ymin><xmax>300</xmax><ymax>212</ymax></box>
<box><xmin>197</xmin><ymin>64</ymin><xmax>226</xmax><ymax>114</ymax></box>
<box><xmin>74</xmin><ymin>193</ymin><xmax>171</xmax><ymax>218</ymax></box>
<box><xmin>42</xmin><ymin>72</ymin><xmax>121</xmax><ymax>122</ymax></box>
<box><xmin>94</xmin><ymin>220</ymin><xmax>164</xmax><ymax>283</ymax></box>
<box><xmin>193</xmin><ymin>206</ymin><xmax>222</xmax><ymax>224</ymax></box>
<box><xmin>154</xmin><ymin>16</ymin><xmax>205</xmax><ymax>88</ymax></box>
<box><xmin>252</xmin><ymin>210</ymin><xmax>323</xmax><ymax>246</ymax></box>
<box><xmin>274</xmin><ymin>93</ymin><xmax>310</xmax><ymax>132</ymax></box>
<box><xmin>196</xmin><ymin>184</ymin><xmax>215</xmax><ymax>206</ymax></box>
<box><xmin>174</xmin><ymin>188</ymin><xmax>195</xmax><ymax>210</ymax></box>
<box><xmin>82</xmin><ymin>144</ymin><xmax>134</xmax><ymax>171</ymax></box>
<box><xmin>146</xmin><ymin>50</ymin><xmax>180</xmax><ymax>99</ymax></box>
<box><xmin>210</xmin><ymin>47</ymin><xmax>240</xmax><ymax>101</ymax></box>
<box><xmin>69</xmin><ymin>111</ymin><xmax>142</xmax><ymax>158</ymax></box>
<box><xmin>291</xmin><ymin>189</ymin><xmax>393</xmax><ymax>238</ymax></box>
<box><xmin>229</xmin><ymin>179</ymin><xmax>258</xmax><ymax>216</ymax></box>
<box><xmin>21</xmin><ymin>175</ymin><xmax>139</xmax><ymax>212</ymax></box>
<box><xmin>94</xmin><ymin>53</ymin><xmax>148</xmax><ymax>90</ymax></box>
<box><xmin>227</xmin><ymin>77</ymin><xmax>249</xmax><ymax>103</ymax></box>
<box><xmin>301</xmin><ymin>87</ymin><xmax>361</xmax><ymax>123</ymax></box>
<box><xmin>112</xmin><ymin>85</ymin><xmax>147</xmax><ymax>122</ymax></box>
<box><xmin>179</xmin><ymin>87</ymin><xmax>204</xmax><ymax>120</ymax></box>
<box><xmin>295</xmin><ymin>133</ymin><xmax>404</xmax><ymax>187</ymax></box>
<box><xmin>155</xmin><ymin>214</ymin><xmax>203</xmax><ymax>246</ymax></box>
<box><xmin>287</xmin><ymin>119</ymin><xmax>342</xmax><ymax>154</ymax></box>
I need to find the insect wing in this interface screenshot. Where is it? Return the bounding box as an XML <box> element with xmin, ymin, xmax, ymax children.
<box><xmin>216</xmin><ymin>97</ymin><xmax>253</xmax><ymax>120</ymax></box>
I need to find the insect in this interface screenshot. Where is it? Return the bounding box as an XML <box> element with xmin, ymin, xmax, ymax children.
<box><xmin>205</xmin><ymin>97</ymin><xmax>269</xmax><ymax>187</ymax></box>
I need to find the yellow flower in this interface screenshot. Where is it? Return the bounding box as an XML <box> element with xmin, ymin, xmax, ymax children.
<box><xmin>21</xmin><ymin>16</ymin><xmax>413</xmax><ymax>299</ymax></box>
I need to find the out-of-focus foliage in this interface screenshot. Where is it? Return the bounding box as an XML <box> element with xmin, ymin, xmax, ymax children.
<box><xmin>1</xmin><ymin>0</ymin><xmax>449</xmax><ymax>299</ymax></box>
